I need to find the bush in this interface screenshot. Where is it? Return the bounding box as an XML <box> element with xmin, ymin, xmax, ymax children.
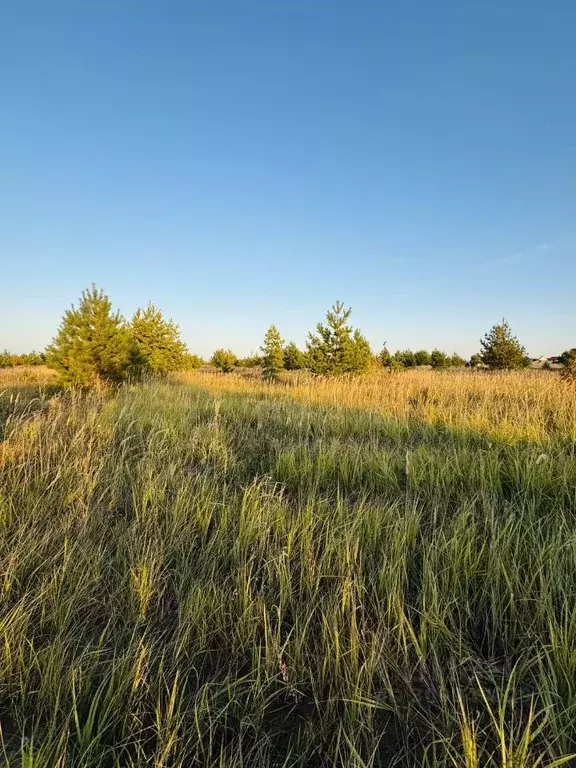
<box><xmin>430</xmin><ymin>349</ymin><xmax>450</xmax><ymax>369</ymax></box>
<box><xmin>0</xmin><ymin>350</ymin><xmax>46</xmax><ymax>367</ymax></box>
<box><xmin>283</xmin><ymin>342</ymin><xmax>307</xmax><ymax>371</ymax></box>
<box><xmin>414</xmin><ymin>349</ymin><xmax>431</xmax><ymax>366</ymax></box>
<box><xmin>449</xmin><ymin>353</ymin><xmax>466</xmax><ymax>368</ymax></box>
<box><xmin>238</xmin><ymin>355</ymin><xmax>262</xmax><ymax>368</ymax></box>
<box><xmin>559</xmin><ymin>348</ymin><xmax>576</xmax><ymax>367</ymax></box>
<box><xmin>395</xmin><ymin>350</ymin><xmax>416</xmax><ymax>368</ymax></box>
<box><xmin>379</xmin><ymin>345</ymin><xmax>393</xmax><ymax>368</ymax></box>
<box><xmin>380</xmin><ymin>347</ymin><xmax>406</xmax><ymax>371</ymax></box>
<box><xmin>560</xmin><ymin>356</ymin><xmax>576</xmax><ymax>384</ymax></box>
<box><xmin>211</xmin><ymin>349</ymin><xmax>238</xmax><ymax>373</ymax></box>
<box><xmin>46</xmin><ymin>285</ymin><xmax>139</xmax><ymax>388</ymax></box>
<box><xmin>183</xmin><ymin>353</ymin><xmax>204</xmax><ymax>370</ymax></box>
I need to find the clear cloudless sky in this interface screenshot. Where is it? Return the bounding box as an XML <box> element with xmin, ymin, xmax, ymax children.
<box><xmin>1</xmin><ymin>0</ymin><xmax>575</xmax><ymax>358</ymax></box>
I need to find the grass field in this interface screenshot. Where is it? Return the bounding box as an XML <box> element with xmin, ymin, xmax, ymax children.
<box><xmin>1</xmin><ymin>368</ymin><xmax>575</xmax><ymax>766</ymax></box>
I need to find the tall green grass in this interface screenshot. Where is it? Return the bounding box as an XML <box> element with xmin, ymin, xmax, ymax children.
<box><xmin>0</xmin><ymin>376</ymin><xmax>575</xmax><ymax>766</ymax></box>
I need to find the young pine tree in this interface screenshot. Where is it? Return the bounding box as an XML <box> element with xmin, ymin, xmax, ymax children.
<box><xmin>480</xmin><ymin>319</ymin><xmax>527</xmax><ymax>370</ymax></box>
<box><xmin>396</xmin><ymin>350</ymin><xmax>417</xmax><ymax>368</ymax></box>
<box><xmin>131</xmin><ymin>303</ymin><xmax>188</xmax><ymax>375</ymax></box>
<box><xmin>449</xmin><ymin>353</ymin><xmax>466</xmax><ymax>367</ymax></box>
<box><xmin>414</xmin><ymin>349</ymin><xmax>432</xmax><ymax>366</ymax></box>
<box><xmin>430</xmin><ymin>349</ymin><xmax>450</xmax><ymax>369</ymax></box>
<box><xmin>211</xmin><ymin>349</ymin><xmax>238</xmax><ymax>373</ymax></box>
<box><xmin>261</xmin><ymin>325</ymin><xmax>285</xmax><ymax>380</ymax></box>
<box><xmin>469</xmin><ymin>353</ymin><xmax>482</xmax><ymax>368</ymax></box>
<box><xmin>46</xmin><ymin>285</ymin><xmax>139</xmax><ymax>387</ymax></box>
<box><xmin>283</xmin><ymin>342</ymin><xmax>307</xmax><ymax>371</ymax></box>
<box><xmin>379</xmin><ymin>344</ymin><xmax>394</xmax><ymax>369</ymax></box>
<box><xmin>306</xmin><ymin>301</ymin><xmax>371</xmax><ymax>375</ymax></box>
<box><xmin>182</xmin><ymin>353</ymin><xmax>204</xmax><ymax>370</ymax></box>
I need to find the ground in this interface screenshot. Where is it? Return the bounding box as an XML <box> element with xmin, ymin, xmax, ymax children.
<box><xmin>0</xmin><ymin>367</ymin><xmax>575</xmax><ymax>767</ymax></box>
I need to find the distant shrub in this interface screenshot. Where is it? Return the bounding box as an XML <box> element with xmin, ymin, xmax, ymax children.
<box><xmin>560</xmin><ymin>356</ymin><xmax>576</xmax><ymax>385</ymax></box>
<box><xmin>380</xmin><ymin>348</ymin><xmax>457</xmax><ymax>370</ymax></box>
<box><xmin>395</xmin><ymin>350</ymin><xmax>416</xmax><ymax>368</ymax></box>
<box><xmin>238</xmin><ymin>354</ymin><xmax>262</xmax><ymax>368</ymax></box>
<box><xmin>559</xmin><ymin>348</ymin><xmax>576</xmax><ymax>367</ymax></box>
<box><xmin>449</xmin><ymin>353</ymin><xmax>466</xmax><ymax>367</ymax></box>
<box><xmin>379</xmin><ymin>345</ymin><xmax>393</xmax><ymax>368</ymax></box>
<box><xmin>183</xmin><ymin>353</ymin><xmax>204</xmax><ymax>370</ymax></box>
<box><xmin>283</xmin><ymin>342</ymin><xmax>307</xmax><ymax>371</ymax></box>
<box><xmin>0</xmin><ymin>350</ymin><xmax>46</xmax><ymax>367</ymax></box>
<box><xmin>211</xmin><ymin>349</ymin><xmax>238</xmax><ymax>373</ymax></box>
<box><xmin>380</xmin><ymin>346</ymin><xmax>406</xmax><ymax>371</ymax></box>
<box><xmin>414</xmin><ymin>349</ymin><xmax>431</xmax><ymax>366</ymax></box>
<box><xmin>430</xmin><ymin>349</ymin><xmax>450</xmax><ymax>369</ymax></box>
<box><xmin>469</xmin><ymin>353</ymin><xmax>482</xmax><ymax>368</ymax></box>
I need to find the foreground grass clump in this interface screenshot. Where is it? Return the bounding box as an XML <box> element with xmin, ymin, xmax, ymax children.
<box><xmin>0</xmin><ymin>373</ymin><xmax>575</xmax><ymax>766</ymax></box>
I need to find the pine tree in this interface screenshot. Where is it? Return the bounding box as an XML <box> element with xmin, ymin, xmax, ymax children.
<box><xmin>238</xmin><ymin>354</ymin><xmax>263</xmax><ymax>368</ymax></box>
<box><xmin>46</xmin><ymin>285</ymin><xmax>139</xmax><ymax>387</ymax></box>
<box><xmin>430</xmin><ymin>349</ymin><xmax>450</xmax><ymax>369</ymax></box>
<box><xmin>414</xmin><ymin>349</ymin><xmax>432</xmax><ymax>366</ymax></box>
<box><xmin>449</xmin><ymin>353</ymin><xmax>466</xmax><ymax>367</ymax></box>
<box><xmin>306</xmin><ymin>302</ymin><xmax>371</xmax><ymax>375</ymax></box>
<box><xmin>261</xmin><ymin>325</ymin><xmax>285</xmax><ymax>380</ymax></box>
<box><xmin>283</xmin><ymin>342</ymin><xmax>307</xmax><ymax>371</ymax></box>
<box><xmin>379</xmin><ymin>344</ymin><xmax>393</xmax><ymax>368</ymax></box>
<box><xmin>132</xmin><ymin>303</ymin><xmax>188</xmax><ymax>375</ymax></box>
<box><xmin>183</xmin><ymin>353</ymin><xmax>204</xmax><ymax>370</ymax></box>
<box><xmin>211</xmin><ymin>349</ymin><xmax>238</xmax><ymax>372</ymax></box>
<box><xmin>469</xmin><ymin>353</ymin><xmax>482</xmax><ymax>368</ymax></box>
<box><xmin>480</xmin><ymin>319</ymin><xmax>527</xmax><ymax>370</ymax></box>
<box><xmin>396</xmin><ymin>350</ymin><xmax>416</xmax><ymax>368</ymax></box>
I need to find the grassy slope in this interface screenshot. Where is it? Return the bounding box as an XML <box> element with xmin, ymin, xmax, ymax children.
<box><xmin>0</xmin><ymin>372</ymin><xmax>575</xmax><ymax>766</ymax></box>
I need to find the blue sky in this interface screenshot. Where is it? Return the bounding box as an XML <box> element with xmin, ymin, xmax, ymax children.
<box><xmin>1</xmin><ymin>0</ymin><xmax>574</xmax><ymax>358</ymax></box>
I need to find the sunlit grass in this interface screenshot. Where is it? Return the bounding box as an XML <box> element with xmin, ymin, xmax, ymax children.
<box><xmin>0</xmin><ymin>370</ymin><xmax>575</xmax><ymax>766</ymax></box>
<box><xmin>0</xmin><ymin>366</ymin><xmax>60</xmax><ymax>440</ymax></box>
<box><xmin>177</xmin><ymin>367</ymin><xmax>576</xmax><ymax>444</ymax></box>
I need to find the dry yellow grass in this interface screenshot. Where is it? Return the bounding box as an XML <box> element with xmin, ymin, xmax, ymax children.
<box><xmin>176</xmin><ymin>368</ymin><xmax>576</xmax><ymax>444</ymax></box>
<box><xmin>0</xmin><ymin>366</ymin><xmax>60</xmax><ymax>440</ymax></box>
<box><xmin>0</xmin><ymin>364</ymin><xmax>58</xmax><ymax>387</ymax></box>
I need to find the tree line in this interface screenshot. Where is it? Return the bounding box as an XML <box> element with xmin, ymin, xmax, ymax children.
<box><xmin>0</xmin><ymin>350</ymin><xmax>46</xmax><ymax>368</ymax></box>
<box><xmin>243</xmin><ymin>304</ymin><xmax>532</xmax><ymax>380</ymax></box>
<box><xmin>4</xmin><ymin>286</ymin><xmax>575</xmax><ymax>386</ymax></box>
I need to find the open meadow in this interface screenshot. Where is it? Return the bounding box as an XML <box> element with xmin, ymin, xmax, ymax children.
<box><xmin>1</xmin><ymin>367</ymin><xmax>575</xmax><ymax>767</ymax></box>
